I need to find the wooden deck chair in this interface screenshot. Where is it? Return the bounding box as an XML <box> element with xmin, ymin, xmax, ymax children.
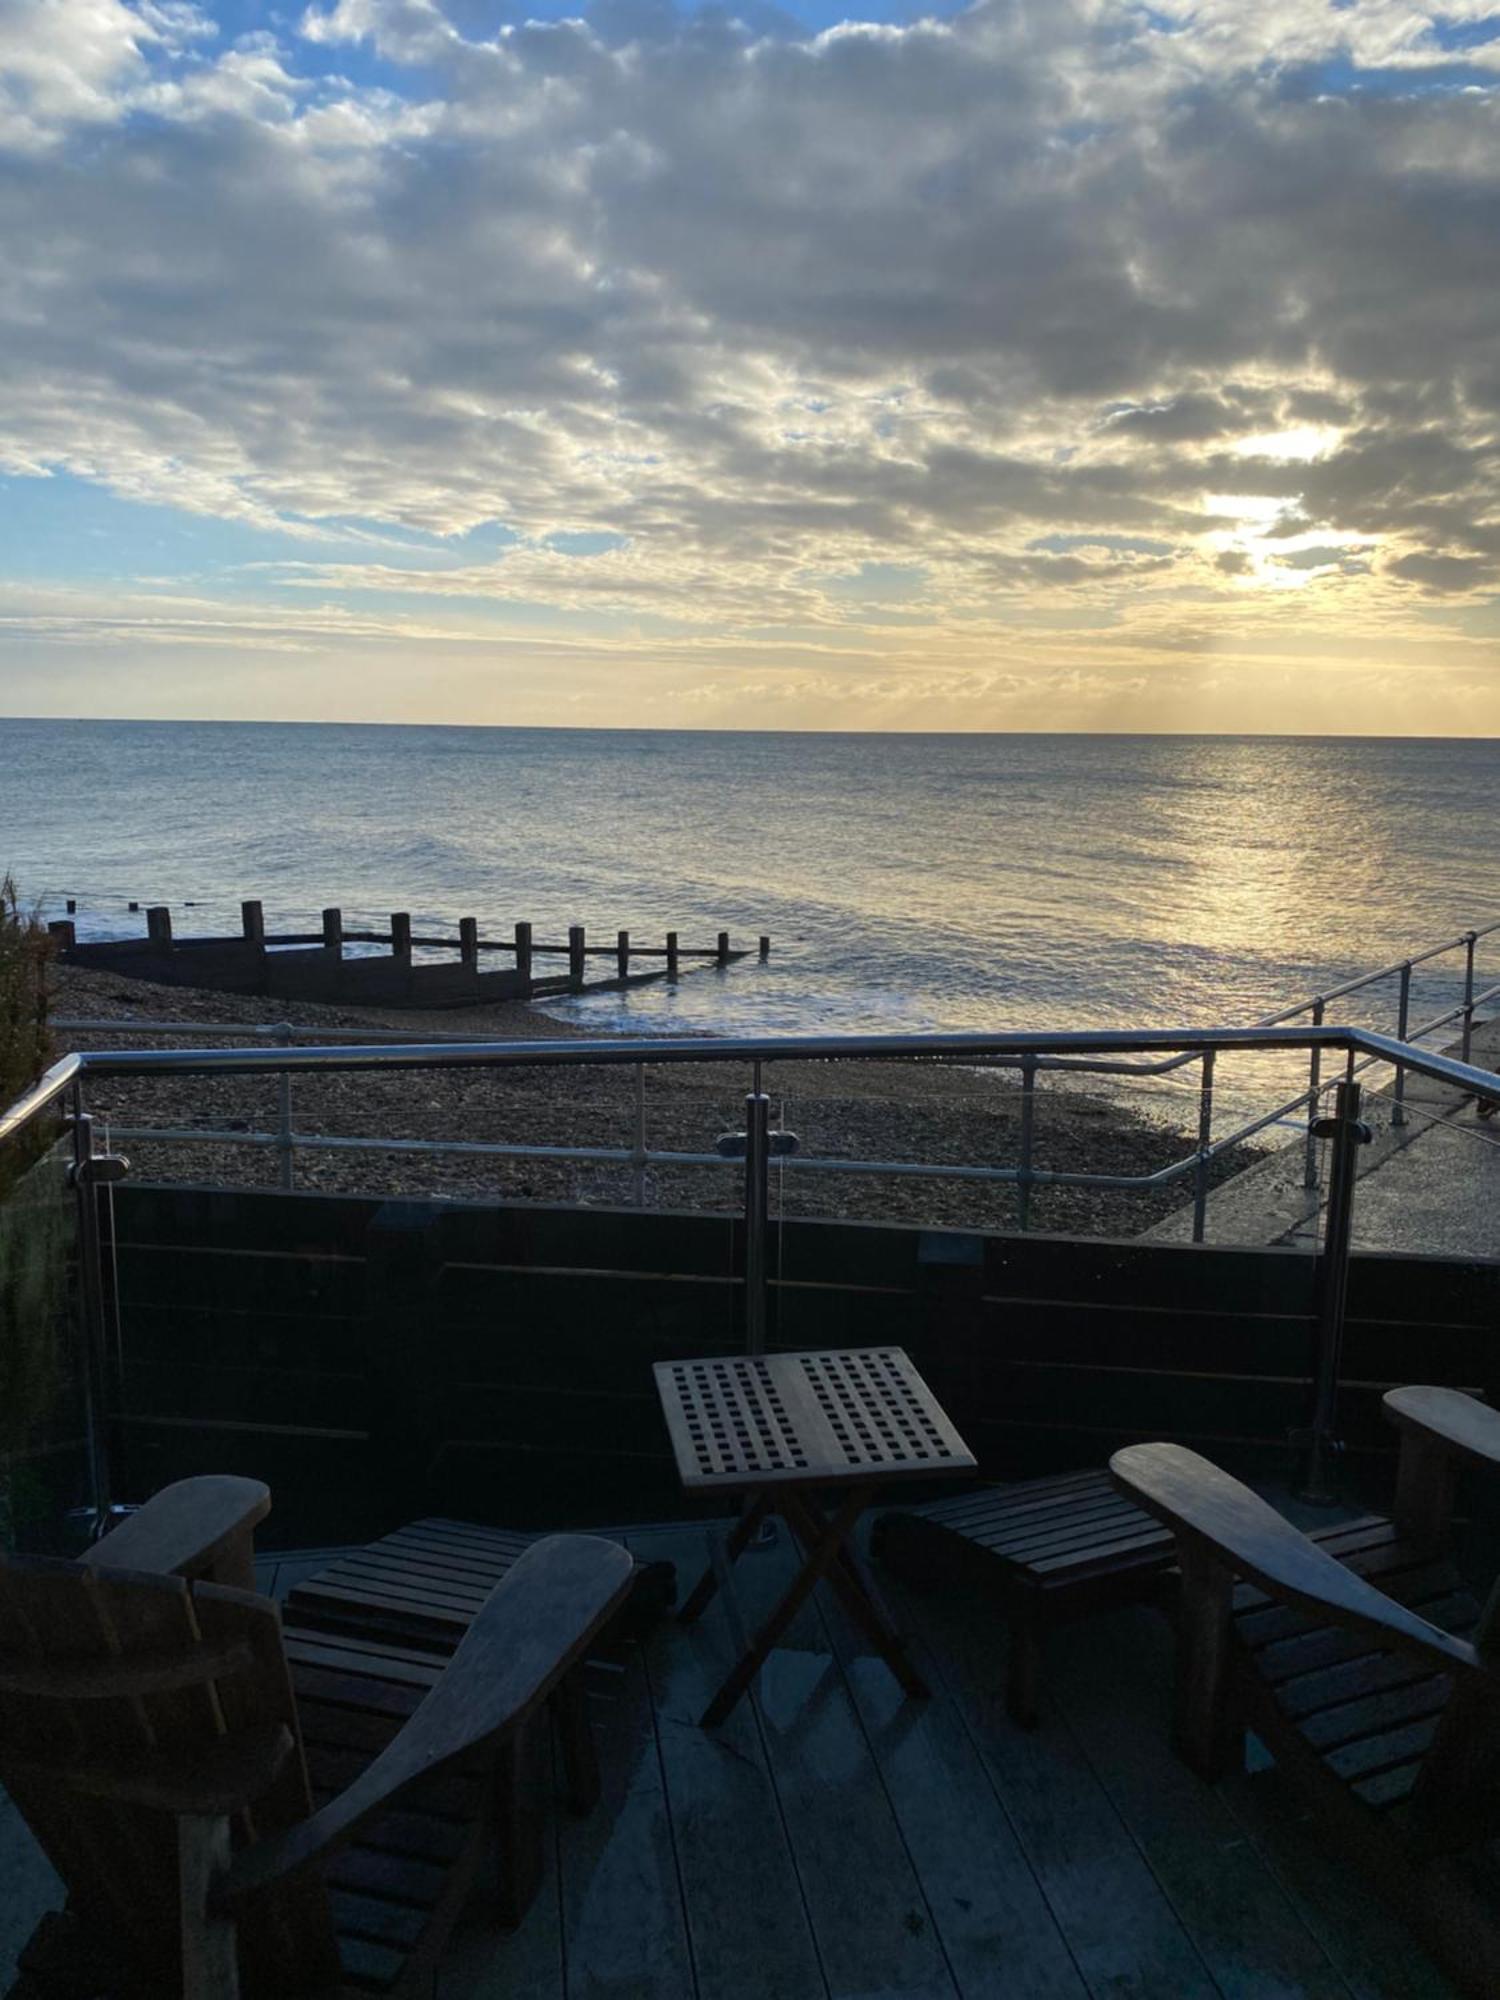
<box><xmin>1112</xmin><ymin>1386</ymin><xmax>1500</xmax><ymax>1999</ymax></box>
<box><xmin>0</xmin><ymin>1476</ymin><xmax>633</xmax><ymax>1999</ymax></box>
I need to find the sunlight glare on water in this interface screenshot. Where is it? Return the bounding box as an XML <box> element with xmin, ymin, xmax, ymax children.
<box><xmin>5</xmin><ymin>720</ymin><xmax>1500</xmax><ymax>1041</ymax></box>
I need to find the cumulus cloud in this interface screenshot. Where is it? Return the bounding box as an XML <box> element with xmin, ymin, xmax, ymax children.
<box><xmin>1</xmin><ymin>0</ymin><xmax>1499</xmax><ymax>723</ymax></box>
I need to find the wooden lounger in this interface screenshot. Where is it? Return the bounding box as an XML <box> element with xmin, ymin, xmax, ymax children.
<box><xmin>2</xmin><ymin>1480</ymin><xmax>635</xmax><ymax>1999</ymax></box>
<box><xmin>1112</xmin><ymin>1386</ymin><xmax>1500</xmax><ymax>1999</ymax></box>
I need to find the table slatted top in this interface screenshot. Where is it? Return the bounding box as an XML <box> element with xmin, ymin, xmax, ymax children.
<box><xmin>654</xmin><ymin>1347</ymin><xmax>976</xmax><ymax>1491</ymax></box>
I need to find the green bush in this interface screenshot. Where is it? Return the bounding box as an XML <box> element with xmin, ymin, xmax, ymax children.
<box><xmin>0</xmin><ymin>875</ymin><xmax>52</xmax><ymax>1192</ymax></box>
<box><xmin>0</xmin><ymin>884</ymin><xmax>64</xmax><ymax>1548</ymax></box>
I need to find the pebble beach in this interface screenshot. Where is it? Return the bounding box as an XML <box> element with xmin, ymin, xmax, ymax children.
<box><xmin>51</xmin><ymin>962</ymin><xmax>1257</xmax><ymax>1237</ymax></box>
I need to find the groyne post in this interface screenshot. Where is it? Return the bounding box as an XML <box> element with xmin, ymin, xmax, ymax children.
<box><xmin>666</xmin><ymin>932</ymin><xmax>679</xmax><ymax>981</ymax></box>
<box><xmin>146</xmin><ymin>906</ymin><xmax>172</xmax><ymax>953</ymax></box>
<box><xmin>759</xmin><ymin>936</ymin><xmax>770</xmax><ymax>960</ymax></box>
<box><xmin>322</xmin><ymin>908</ymin><xmax>343</xmax><ymax>957</ymax></box>
<box><xmin>617</xmin><ymin>930</ymin><xmax>630</xmax><ymax>982</ymax></box>
<box><xmin>717</xmin><ymin>930</ymin><xmax>730</xmax><ymax>967</ymax></box>
<box><xmin>391</xmin><ymin>912</ymin><xmax>412</xmax><ymax>958</ymax></box>
<box><xmin>241</xmin><ymin>901</ymin><xmax>265</xmax><ymax>948</ymax></box>
<box><xmin>514</xmin><ymin>922</ymin><xmax>533</xmax><ymax>988</ymax></box>
<box><xmin>568</xmin><ymin>925</ymin><xmax>586</xmax><ymax>992</ymax></box>
<box><xmin>459</xmin><ymin>917</ymin><xmax>479</xmax><ymax>973</ymax></box>
<box><xmin>48</xmin><ymin>920</ymin><xmax>75</xmax><ymax>950</ymax></box>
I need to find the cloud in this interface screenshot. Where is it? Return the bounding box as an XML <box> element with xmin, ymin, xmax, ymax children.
<box><xmin>2</xmin><ymin>0</ymin><xmax>1500</xmax><ymax>726</ymax></box>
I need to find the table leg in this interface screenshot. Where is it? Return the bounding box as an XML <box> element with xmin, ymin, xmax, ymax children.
<box><xmin>699</xmin><ymin>1486</ymin><xmax>870</xmax><ymax>1728</ymax></box>
<box><xmin>678</xmin><ymin>1490</ymin><xmax>772</xmax><ymax>1626</ymax></box>
<box><xmin>781</xmin><ymin>1489</ymin><xmax>928</xmax><ymax>1700</ymax></box>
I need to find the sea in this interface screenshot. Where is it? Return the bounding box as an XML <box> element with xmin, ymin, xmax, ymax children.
<box><xmin>5</xmin><ymin>721</ymin><xmax>1500</xmax><ymax>1061</ymax></box>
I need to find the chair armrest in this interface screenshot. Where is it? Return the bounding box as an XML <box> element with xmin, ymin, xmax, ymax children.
<box><xmin>218</xmin><ymin>1533</ymin><xmax>633</xmax><ymax>1910</ymax></box>
<box><xmin>1384</xmin><ymin>1386</ymin><xmax>1500</xmax><ymax>1477</ymax></box>
<box><xmin>1384</xmin><ymin>1388</ymin><xmax>1500</xmax><ymax>1545</ymax></box>
<box><xmin>83</xmin><ymin>1477</ymin><xmax>270</xmax><ymax>1588</ymax></box>
<box><xmin>1111</xmin><ymin>1442</ymin><xmax>1481</xmax><ymax>1682</ymax></box>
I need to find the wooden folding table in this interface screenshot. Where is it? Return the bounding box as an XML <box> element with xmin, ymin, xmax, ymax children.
<box><xmin>654</xmin><ymin>1346</ymin><xmax>976</xmax><ymax>1726</ymax></box>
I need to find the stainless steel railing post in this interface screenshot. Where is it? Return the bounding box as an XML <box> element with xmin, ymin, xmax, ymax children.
<box><xmin>68</xmin><ymin>1094</ymin><xmax>125</xmax><ymax>1539</ymax></box>
<box><xmin>1191</xmin><ymin>1048</ymin><xmax>1215</xmax><ymax>1243</ymax></box>
<box><xmin>1303</xmin><ymin>998</ymin><xmax>1324</xmax><ymax>1189</ymax></box>
<box><xmin>1392</xmin><ymin>964</ymin><xmax>1412</xmax><ymax>1128</ymax></box>
<box><xmin>276</xmin><ymin>1023</ymin><xmax>295</xmax><ymax>1191</ymax></box>
<box><xmin>632</xmin><ymin>1063</ymin><xmax>648</xmax><ymax>1207</ymax></box>
<box><xmin>1301</xmin><ymin>1078</ymin><xmax>1372</xmax><ymax>1504</ymax></box>
<box><xmin>743</xmin><ymin>1089</ymin><xmax>771</xmax><ymax>1356</ymax></box>
<box><xmin>1016</xmin><ymin>1055</ymin><xmax>1037</xmax><ymax>1233</ymax></box>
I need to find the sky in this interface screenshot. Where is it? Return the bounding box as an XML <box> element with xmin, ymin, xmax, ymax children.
<box><xmin>2</xmin><ymin>0</ymin><xmax>1500</xmax><ymax>732</ymax></box>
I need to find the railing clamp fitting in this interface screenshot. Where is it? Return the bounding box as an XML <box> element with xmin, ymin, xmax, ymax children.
<box><xmin>1289</xmin><ymin>1427</ymin><xmax>1344</xmax><ymax>1457</ymax></box>
<box><xmin>1310</xmin><ymin>1117</ymin><xmax>1372</xmax><ymax>1146</ymax></box>
<box><xmin>715</xmin><ymin>1130</ymin><xmax>800</xmax><ymax>1159</ymax></box>
<box><xmin>68</xmin><ymin>1152</ymin><xmax>130</xmax><ymax>1189</ymax></box>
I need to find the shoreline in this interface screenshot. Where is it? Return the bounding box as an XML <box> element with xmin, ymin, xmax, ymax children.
<box><xmin>49</xmin><ymin>961</ymin><xmax>1258</xmax><ymax>1236</ymax></box>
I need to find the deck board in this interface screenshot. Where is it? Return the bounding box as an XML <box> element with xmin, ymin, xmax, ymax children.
<box><xmin>816</xmin><ymin>1544</ymin><xmax>1089</xmax><ymax>1999</ymax></box>
<box><xmin>727</xmin><ymin>1520</ymin><xmax>961</xmax><ymax>2000</ymax></box>
<box><xmin>630</xmin><ymin>1525</ymin><xmax>830</xmax><ymax>2000</ymax></box>
<box><xmin>890</xmin><ymin>1567</ymin><xmax>1225</xmax><ymax>1999</ymax></box>
<box><xmin>551</xmin><ymin>1596</ymin><xmax>696</xmax><ymax>2000</ymax></box>
<box><xmin>1217</xmin><ymin>1767</ymin><xmax>1458</xmax><ymax>2000</ymax></box>
<box><xmin>1049</xmin><ymin>1602</ymin><xmax>1355</xmax><ymax>1999</ymax></box>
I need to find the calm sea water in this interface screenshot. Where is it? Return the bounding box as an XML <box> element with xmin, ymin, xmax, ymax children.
<box><xmin>4</xmin><ymin>720</ymin><xmax>1500</xmax><ymax>1041</ymax></box>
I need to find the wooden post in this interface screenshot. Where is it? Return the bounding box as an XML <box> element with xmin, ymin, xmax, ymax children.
<box><xmin>514</xmin><ymin>921</ymin><xmax>533</xmax><ymax>987</ymax></box>
<box><xmin>617</xmin><ymin>929</ymin><xmax>630</xmax><ymax>982</ymax></box>
<box><xmin>65</xmin><ymin>898</ymin><xmax>76</xmax><ymax>915</ymax></box>
<box><xmin>666</xmin><ymin>931</ymin><xmax>679</xmax><ymax>981</ymax></box>
<box><xmin>759</xmin><ymin>935</ymin><xmax>770</xmax><ymax>960</ymax></box>
<box><xmin>321</xmin><ymin>907</ymin><xmax>343</xmax><ymax>955</ymax></box>
<box><xmin>568</xmin><ymin>925</ymin><xmax>586</xmax><ymax>993</ymax></box>
<box><xmin>146</xmin><ymin>906</ymin><xmax>173</xmax><ymax>952</ymax></box>
<box><xmin>241</xmin><ymin>900</ymin><xmax>265</xmax><ymax>948</ymax></box>
<box><xmin>390</xmin><ymin>912</ymin><xmax>412</xmax><ymax>958</ymax></box>
<box><xmin>1394</xmin><ymin>1430</ymin><xmax>1456</xmax><ymax>1550</ymax></box>
<box><xmin>717</xmin><ymin>930</ymin><xmax>731</xmax><ymax>967</ymax></box>
<box><xmin>48</xmin><ymin>919</ymin><xmax>76</xmax><ymax>951</ymax></box>
<box><xmin>1173</xmin><ymin>1542</ymin><xmax>1240</xmax><ymax>1779</ymax></box>
<box><xmin>459</xmin><ymin>917</ymin><xmax>479</xmax><ymax>972</ymax></box>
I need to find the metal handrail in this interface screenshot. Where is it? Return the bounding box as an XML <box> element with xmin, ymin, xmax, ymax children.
<box><xmin>21</xmin><ymin>1020</ymin><xmax>1500</xmax><ymax>1082</ymax></box>
<box><xmin>1258</xmin><ymin>918</ymin><xmax>1500</xmax><ymax>1025</ymax></box>
<box><xmin>0</xmin><ymin>1049</ymin><xmax>83</xmax><ymax>1149</ymax></box>
<box><xmin>10</xmin><ymin>1024</ymin><xmax>1500</xmax><ymax>1205</ymax></box>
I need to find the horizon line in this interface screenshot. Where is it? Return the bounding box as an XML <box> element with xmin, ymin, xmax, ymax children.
<box><xmin>5</xmin><ymin>714</ymin><xmax>1500</xmax><ymax>746</ymax></box>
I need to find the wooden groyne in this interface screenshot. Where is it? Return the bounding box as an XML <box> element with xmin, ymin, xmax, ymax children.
<box><xmin>50</xmin><ymin>901</ymin><xmax>769</xmax><ymax>1010</ymax></box>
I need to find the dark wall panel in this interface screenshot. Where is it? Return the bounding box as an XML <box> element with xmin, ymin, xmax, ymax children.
<box><xmin>110</xmin><ymin>1184</ymin><xmax>1499</xmax><ymax>1547</ymax></box>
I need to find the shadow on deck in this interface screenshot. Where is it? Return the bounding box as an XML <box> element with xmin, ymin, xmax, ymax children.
<box><xmin>221</xmin><ymin>1519</ymin><xmax>1456</xmax><ymax>2000</ymax></box>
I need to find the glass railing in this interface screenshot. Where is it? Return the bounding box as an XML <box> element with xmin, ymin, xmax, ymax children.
<box><xmin>0</xmin><ymin>1122</ymin><xmax>93</xmax><ymax>1553</ymax></box>
<box><xmin>3</xmin><ymin>1022</ymin><xmax>1499</xmax><ymax>1545</ymax></box>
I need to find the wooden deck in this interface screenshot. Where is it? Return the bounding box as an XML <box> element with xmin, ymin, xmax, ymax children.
<box><xmin>0</xmin><ymin>1520</ymin><xmax>1461</xmax><ymax>1999</ymax></box>
<box><xmin>292</xmin><ymin>1519</ymin><xmax>1454</xmax><ymax>2000</ymax></box>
